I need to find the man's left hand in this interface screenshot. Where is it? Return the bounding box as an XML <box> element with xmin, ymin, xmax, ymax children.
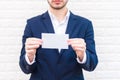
<box><xmin>68</xmin><ymin>38</ymin><xmax>86</xmax><ymax>61</ymax></box>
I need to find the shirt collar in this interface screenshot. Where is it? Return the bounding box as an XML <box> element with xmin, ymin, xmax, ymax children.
<box><xmin>48</xmin><ymin>10</ymin><xmax>70</xmax><ymax>23</ymax></box>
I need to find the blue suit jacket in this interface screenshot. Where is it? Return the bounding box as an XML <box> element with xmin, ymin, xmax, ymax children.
<box><xmin>19</xmin><ymin>11</ymin><xmax>98</xmax><ymax>80</ymax></box>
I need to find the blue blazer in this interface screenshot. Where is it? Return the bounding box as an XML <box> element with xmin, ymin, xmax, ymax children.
<box><xmin>19</xmin><ymin>11</ymin><xmax>98</xmax><ymax>80</ymax></box>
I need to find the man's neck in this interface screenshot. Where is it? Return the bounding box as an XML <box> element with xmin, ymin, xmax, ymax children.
<box><xmin>49</xmin><ymin>7</ymin><xmax>68</xmax><ymax>22</ymax></box>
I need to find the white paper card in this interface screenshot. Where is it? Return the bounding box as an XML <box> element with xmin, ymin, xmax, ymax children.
<box><xmin>42</xmin><ymin>33</ymin><xmax>69</xmax><ymax>49</ymax></box>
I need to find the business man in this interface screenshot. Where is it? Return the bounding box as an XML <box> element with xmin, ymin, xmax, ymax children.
<box><xmin>19</xmin><ymin>0</ymin><xmax>98</xmax><ymax>80</ymax></box>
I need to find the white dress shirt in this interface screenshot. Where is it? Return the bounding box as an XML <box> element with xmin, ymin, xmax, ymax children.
<box><xmin>25</xmin><ymin>10</ymin><xmax>87</xmax><ymax>65</ymax></box>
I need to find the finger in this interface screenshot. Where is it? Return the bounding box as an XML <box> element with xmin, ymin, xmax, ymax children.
<box><xmin>27</xmin><ymin>38</ymin><xmax>42</xmax><ymax>41</ymax></box>
<box><xmin>71</xmin><ymin>43</ymin><xmax>86</xmax><ymax>51</ymax></box>
<box><xmin>68</xmin><ymin>38</ymin><xmax>84</xmax><ymax>42</ymax></box>
<box><xmin>72</xmin><ymin>44</ymin><xmax>86</xmax><ymax>50</ymax></box>
<box><xmin>69</xmin><ymin>42</ymin><xmax>86</xmax><ymax>48</ymax></box>
<box><xmin>26</xmin><ymin>49</ymin><xmax>36</xmax><ymax>54</ymax></box>
<box><xmin>26</xmin><ymin>38</ymin><xmax>42</xmax><ymax>43</ymax></box>
<box><xmin>26</xmin><ymin>44</ymin><xmax>40</xmax><ymax>50</ymax></box>
<box><xmin>26</xmin><ymin>41</ymin><xmax>42</xmax><ymax>45</ymax></box>
<box><xmin>26</xmin><ymin>38</ymin><xmax>43</xmax><ymax>45</ymax></box>
<box><xmin>74</xmin><ymin>47</ymin><xmax>84</xmax><ymax>51</ymax></box>
<box><xmin>68</xmin><ymin>38</ymin><xmax>85</xmax><ymax>44</ymax></box>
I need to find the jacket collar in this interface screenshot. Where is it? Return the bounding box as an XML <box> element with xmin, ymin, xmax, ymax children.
<box><xmin>42</xmin><ymin>11</ymin><xmax>78</xmax><ymax>35</ymax></box>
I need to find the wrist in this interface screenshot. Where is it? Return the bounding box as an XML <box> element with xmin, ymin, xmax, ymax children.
<box><xmin>27</xmin><ymin>53</ymin><xmax>35</xmax><ymax>63</ymax></box>
<box><xmin>76</xmin><ymin>51</ymin><xmax>84</xmax><ymax>61</ymax></box>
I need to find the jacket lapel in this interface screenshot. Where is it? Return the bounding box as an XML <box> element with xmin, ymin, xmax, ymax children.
<box><xmin>42</xmin><ymin>11</ymin><xmax>55</xmax><ymax>33</ymax></box>
<box><xmin>65</xmin><ymin>12</ymin><xmax>78</xmax><ymax>35</ymax></box>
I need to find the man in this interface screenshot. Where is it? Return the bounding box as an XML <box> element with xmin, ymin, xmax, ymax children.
<box><xmin>19</xmin><ymin>0</ymin><xmax>98</xmax><ymax>80</ymax></box>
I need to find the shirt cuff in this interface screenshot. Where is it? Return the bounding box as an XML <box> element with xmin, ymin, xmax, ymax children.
<box><xmin>76</xmin><ymin>52</ymin><xmax>87</xmax><ymax>64</ymax></box>
<box><xmin>25</xmin><ymin>54</ymin><xmax>36</xmax><ymax>65</ymax></box>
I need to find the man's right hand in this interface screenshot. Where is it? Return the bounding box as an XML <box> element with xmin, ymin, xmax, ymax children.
<box><xmin>25</xmin><ymin>38</ymin><xmax>42</xmax><ymax>63</ymax></box>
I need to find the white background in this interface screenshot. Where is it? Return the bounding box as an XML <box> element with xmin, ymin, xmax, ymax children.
<box><xmin>0</xmin><ymin>0</ymin><xmax>120</xmax><ymax>80</ymax></box>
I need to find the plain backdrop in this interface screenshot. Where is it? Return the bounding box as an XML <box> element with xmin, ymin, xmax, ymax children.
<box><xmin>0</xmin><ymin>0</ymin><xmax>120</xmax><ymax>80</ymax></box>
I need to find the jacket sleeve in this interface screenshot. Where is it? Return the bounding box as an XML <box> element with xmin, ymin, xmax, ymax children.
<box><xmin>80</xmin><ymin>21</ymin><xmax>98</xmax><ymax>71</ymax></box>
<box><xmin>19</xmin><ymin>21</ymin><xmax>37</xmax><ymax>74</ymax></box>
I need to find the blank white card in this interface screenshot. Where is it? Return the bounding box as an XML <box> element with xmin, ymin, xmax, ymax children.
<box><xmin>42</xmin><ymin>33</ymin><xmax>69</xmax><ymax>49</ymax></box>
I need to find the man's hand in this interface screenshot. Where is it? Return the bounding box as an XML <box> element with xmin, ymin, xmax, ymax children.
<box><xmin>25</xmin><ymin>38</ymin><xmax>42</xmax><ymax>62</ymax></box>
<box><xmin>68</xmin><ymin>38</ymin><xmax>86</xmax><ymax>61</ymax></box>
